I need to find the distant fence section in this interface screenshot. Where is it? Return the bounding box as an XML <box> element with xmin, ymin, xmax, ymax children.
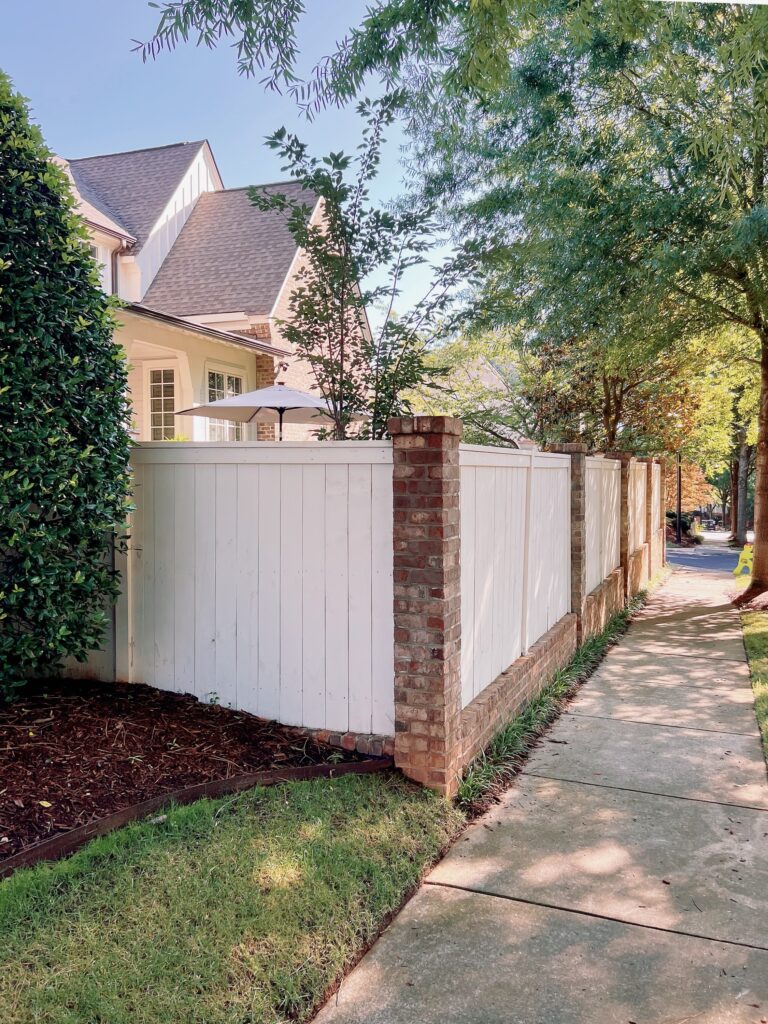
<box><xmin>66</xmin><ymin>422</ymin><xmax>665</xmax><ymax>798</ymax></box>
<box><xmin>459</xmin><ymin>447</ymin><xmax>570</xmax><ymax>709</ymax></box>
<box><xmin>585</xmin><ymin>457</ymin><xmax>621</xmax><ymax>594</ymax></box>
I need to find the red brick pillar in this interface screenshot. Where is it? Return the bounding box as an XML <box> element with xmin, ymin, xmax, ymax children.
<box><xmin>389</xmin><ymin>415</ymin><xmax>463</xmax><ymax>797</ymax></box>
<box><xmin>549</xmin><ymin>443</ymin><xmax>588</xmax><ymax>638</ymax></box>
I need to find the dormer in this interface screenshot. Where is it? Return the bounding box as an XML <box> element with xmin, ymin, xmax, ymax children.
<box><xmin>66</xmin><ymin>141</ymin><xmax>223</xmax><ymax>301</ymax></box>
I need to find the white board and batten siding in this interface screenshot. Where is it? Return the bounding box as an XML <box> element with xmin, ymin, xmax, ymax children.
<box><xmin>129</xmin><ymin>442</ymin><xmax>394</xmax><ymax>736</ymax></box>
<box><xmin>459</xmin><ymin>446</ymin><xmax>571</xmax><ymax>710</ymax></box>
<box><xmin>629</xmin><ymin>461</ymin><xmax>648</xmax><ymax>554</ymax></box>
<box><xmin>585</xmin><ymin>457</ymin><xmax>621</xmax><ymax>594</ymax></box>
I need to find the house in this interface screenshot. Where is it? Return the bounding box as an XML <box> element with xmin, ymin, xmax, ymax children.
<box><xmin>58</xmin><ymin>140</ymin><xmax>323</xmax><ymax>440</ymax></box>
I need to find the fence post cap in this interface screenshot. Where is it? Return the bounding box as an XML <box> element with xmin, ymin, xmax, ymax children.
<box><xmin>548</xmin><ymin>442</ymin><xmax>588</xmax><ymax>454</ymax></box>
<box><xmin>388</xmin><ymin>416</ymin><xmax>463</xmax><ymax>438</ymax></box>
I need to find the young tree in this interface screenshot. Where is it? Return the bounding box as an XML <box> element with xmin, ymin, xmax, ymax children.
<box><xmin>250</xmin><ymin>92</ymin><xmax>474</xmax><ymax>438</ymax></box>
<box><xmin>0</xmin><ymin>73</ymin><xmax>131</xmax><ymax>693</ymax></box>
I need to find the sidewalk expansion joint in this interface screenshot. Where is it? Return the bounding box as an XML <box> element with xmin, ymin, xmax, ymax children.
<box><xmin>565</xmin><ymin>710</ymin><xmax>757</xmax><ymax>738</ymax></box>
<box><xmin>522</xmin><ymin>771</ymin><xmax>768</xmax><ymax>815</ymax></box>
<box><xmin>612</xmin><ymin>649</ymin><xmax>748</xmax><ymax>664</ymax></box>
<box><xmin>423</xmin><ymin>880</ymin><xmax>768</xmax><ymax>953</ymax></box>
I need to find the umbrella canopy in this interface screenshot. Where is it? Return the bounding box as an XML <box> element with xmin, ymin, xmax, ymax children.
<box><xmin>176</xmin><ymin>382</ymin><xmax>363</xmax><ymax>439</ymax></box>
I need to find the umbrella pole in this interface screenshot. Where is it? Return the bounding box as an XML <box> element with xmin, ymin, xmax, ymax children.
<box><xmin>278</xmin><ymin>408</ymin><xmax>284</xmax><ymax>442</ymax></box>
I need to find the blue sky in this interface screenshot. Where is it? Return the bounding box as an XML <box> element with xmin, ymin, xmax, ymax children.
<box><xmin>2</xmin><ymin>0</ymin><xmax>400</xmax><ymax>190</ymax></box>
<box><xmin>2</xmin><ymin>1</ymin><xmax>451</xmax><ymax>317</ymax></box>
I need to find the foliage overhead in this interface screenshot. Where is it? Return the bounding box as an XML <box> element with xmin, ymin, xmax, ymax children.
<box><xmin>250</xmin><ymin>91</ymin><xmax>475</xmax><ymax>439</ymax></box>
<box><xmin>0</xmin><ymin>72</ymin><xmax>131</xmax><ymax>693</ymax></box>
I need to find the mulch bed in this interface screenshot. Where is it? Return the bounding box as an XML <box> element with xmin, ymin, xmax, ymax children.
<box><xmin>0</xmin><ymin>679</ymin><xmax>365</xmax><ymax>862</ymax></box>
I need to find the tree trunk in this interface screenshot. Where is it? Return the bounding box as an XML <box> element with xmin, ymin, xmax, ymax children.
<box><xmin>735</xmin><ymin>441</ymin><xmax>750</xmax><ymax>546</ymax></box>
<box><xmin>738</xmin><ymin>335</ymin><xmax>768</xmax><ymax>601</ymax></box>
<box><xmin>730</xmin><ymin>457</ymin><xmax>740</xmax><ymax>541</ymax></box>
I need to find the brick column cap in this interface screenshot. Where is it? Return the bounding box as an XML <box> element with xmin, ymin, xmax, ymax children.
<box><xmin>389</xmin><ymin>415</ymin><xmax>463</xmax><ymax>437</ymax></box>
<box><xmin>548</xmin><ymin>442</ymin><xmax>588</xmax><ymax>454</ymax></box>
<box><xmin>604</xmin><ymin>450</ymin><xmax>636</xmax><ymax>463</ymax></box>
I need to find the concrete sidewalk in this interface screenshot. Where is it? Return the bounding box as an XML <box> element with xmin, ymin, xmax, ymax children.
<box><xmin>316</xmin><ymin>569</ymin><xmax>768</xmax><ymax>1024</ymax></box>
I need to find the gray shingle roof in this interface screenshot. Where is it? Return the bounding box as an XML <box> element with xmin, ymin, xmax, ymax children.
<box><xmin>142</xmin><ymin>183</ymin><xmax>317</xmax><ymax>317</ymax></box>
<box><xmin>69</xmin><ymin>141</ymin><xmax>206</xmax><ymax>250</ymax></box>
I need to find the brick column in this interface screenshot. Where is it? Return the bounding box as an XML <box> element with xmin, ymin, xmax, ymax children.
<box><xmin>549</xmin><ymin>443</ymin><xmax>588</xmax><ymax>637</ymax></box>
<box><xmin>389</xmin><ymin>415</ymin><xmax>463</xmax><ymax>797</ymax></box>
<box><xmin>606</xmin><ymin>452</ymin><xmax>634</xmax><ymax>600</ymax></box>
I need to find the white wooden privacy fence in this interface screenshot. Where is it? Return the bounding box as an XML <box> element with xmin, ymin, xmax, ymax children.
<box><xmin>129</xmin><ymin>443</ymin><xmax>395</xmax><ymax>735</ymax></box>
<box><xmin>629</xmin><ymin>461</ymin><xmax>648</xmax><ymax>553</ymax></box>
<box><xmin>68</xmin><ymin>436</ymin><xmax>639</xmax><ymax>743</ymax></box>
<box><xmin>585</xmin><ymin>457</ymin><xmax>621</xmax><ymax>594</ymax></box>
<box><xmin>459</xmin><ymin>446</ymin><xmax>571</xmax><ymax>709</ymax></box>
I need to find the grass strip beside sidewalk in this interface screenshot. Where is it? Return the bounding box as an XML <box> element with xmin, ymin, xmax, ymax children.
<box><xmin>739</xmin><ymin>610</ymin><xmax>768</xmax><ymax>762</ymax></box>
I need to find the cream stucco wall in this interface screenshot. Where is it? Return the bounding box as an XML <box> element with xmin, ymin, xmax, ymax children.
<box><xmin>116</xmin><ymin>310</ymin><xmax>270</xmax><ymax>442</ymax></box>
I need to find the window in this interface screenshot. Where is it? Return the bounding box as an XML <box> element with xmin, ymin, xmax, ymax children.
<box><xmin>88</xmin><ymin>243</ymin><xmax>111</xmax><ymax>292</ymax></box>
<box><xmin>149</xmin><ymin>368</ymin><xmax>176</xmax><ymax>440</ymax></box>
<box><xmin>207</xmin><ymin>371</ymin><xmax>243</xmax><ymax>441</ymax></box>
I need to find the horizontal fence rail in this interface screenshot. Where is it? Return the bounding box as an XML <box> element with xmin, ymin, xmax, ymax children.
<box><xmin>129</xmin><ymin>442</ymin><xmax>395</xmax><ymax>736</ymax></box>
<box><xmin>585</xmin><ymin>457</ymin><xmax>621</xmax><ymax>594</ymax></box>
<box><xmin>459</xmin><ymin>446</ymin><xmax>571</xmax><ymax>709</ymax></box>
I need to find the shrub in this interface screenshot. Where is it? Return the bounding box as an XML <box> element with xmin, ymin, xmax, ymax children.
<box><xmin>0</xmin><ymin>72</ymin><xmax>131</xmax><ymax>694</ymax></box>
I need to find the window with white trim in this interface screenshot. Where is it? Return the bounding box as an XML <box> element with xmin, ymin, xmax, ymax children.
<box><xmin>89</xmin><ymin>243</ymin><xmax>111</xmax><ymax>292</ymax></box>
<box><xmin>207</xmin><ymin>371</ymin><xmax>243</xmax><ymax>440</ymax></box>
<box><xmin>149</xmin><ymin>368</ymin><xmax>176</xmax><ymax>440</ymax></box>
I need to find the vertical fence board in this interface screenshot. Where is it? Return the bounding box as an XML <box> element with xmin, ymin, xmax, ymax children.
<box><xmin>370</xmin><ymin>463</ymin><xmax>394</xmax><ymax>735</ymax></box>
<box><xmin>173</xmin><ymin>463</ymin><xmax>196</xmax><ymax>692</ymax></box>
<box><xmin>214</xmin><ymin>465</ymin><xmax>238</xmax><ymax>709</ymax></box>
<box><xmin>235</xmin><ymin>464</ymin><xmax>259</xmax><ymax>714</ymax></box>
<box><xmin>278</xmin><ymin>465</ymin><xmax>304</xmax><ymax>725</ymax></box>
<box><xmin>324</xmin><ymin>464</ymin><xmax>350</xmax><ymax>729</ymax></box>
<box><xmin>460</xmin><ymin>467</ymin><xmax>476</xmax><ymax>708</ymax></box>
<box><xmin>301</xmin><ymin>465</ymin><xmax>326</xmax><ymax>730</ymax></box>
<box><xmin>193</xmin><ymin>464</ymin><xmax>216</xmax><ymax>702</ymax></box>
<box><xmin>256</xmin><ymin>464</ymin><xmax>281</xmax><ymax>720</ymax></box>
<box><xmin>348</xmin><ymin>464</ymin><xmax>373</xmax><ymax>734</ymax></box>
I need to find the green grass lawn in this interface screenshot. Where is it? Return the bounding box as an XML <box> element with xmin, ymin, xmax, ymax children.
<box><xmin>0</xmin><ymin>774</ymin><xmax>463</xmax><ymax>1024</ymax></box>
<box><xmin>739</xmin><ymin>610</ymin><xmax>768</xmax><ymax>762</ymax></box>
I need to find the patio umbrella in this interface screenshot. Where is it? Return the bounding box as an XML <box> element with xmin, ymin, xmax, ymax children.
<box><xmin>177</xmin><ymin>382</ymin><xmax>349</xmax><ymax>440</ymax></box>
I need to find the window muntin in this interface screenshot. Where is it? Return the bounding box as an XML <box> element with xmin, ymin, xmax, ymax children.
<box><xmin>149</xmin><ymin>368</ymin><xmax>176</xmax><ymax>440</ymax></box>
<box><xmin>207</xmin><ymin>371</ymin><xmax>243</xmax><ymax>441</ymax></box>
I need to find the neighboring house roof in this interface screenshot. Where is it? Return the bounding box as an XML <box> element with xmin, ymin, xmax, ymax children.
<box><xmin>68</xmin><ymin>141</ymin><xmax>207</xmax><ymax>251</ymax></box>
<box><xmin>142</xmin><ymin>183</ymin><xmax>318</xmax><ymax>317</ymax></box>
<box><xmin>124</xmin><ymin>303</ymin><xmax>291</xmax><ymax>359</ymax></box>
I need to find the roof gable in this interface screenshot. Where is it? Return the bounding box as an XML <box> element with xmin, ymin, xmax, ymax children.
<box><xmin>68</xmin><ymin>141</ymin><xmax>207</xmax><ymax>250</ymax></box>
<box><xmin>142</xmin><ymin>182</ymin><xmax>317</xmax><ymax>317</ymax></box>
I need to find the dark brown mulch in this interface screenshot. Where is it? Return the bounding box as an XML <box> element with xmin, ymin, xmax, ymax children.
<box><xmin>0</xmin><ymin>679</ymin><xmax>364</xmax><ymax>862</ymax></box>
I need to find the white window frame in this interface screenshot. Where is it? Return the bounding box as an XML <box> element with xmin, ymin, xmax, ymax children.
<box><xmin>144</xmin><ymin>362</ymin><xmax>178</xmax><ymax>441</ymax></box>
<box><xmin>204</xmin><ymin>362</ymin><xmax>247</xmax><ymax>441</ymax></box>
<box><xmin>89</xmin><ymin>243</ymin><xmax>111</xmax><ymax>293</ymax></box>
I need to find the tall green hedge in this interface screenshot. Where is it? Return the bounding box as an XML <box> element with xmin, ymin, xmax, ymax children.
<box><xmin>0</xmin><ymin>72</ymin><xmax>131</xmax><ymax>691</ymax></box>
